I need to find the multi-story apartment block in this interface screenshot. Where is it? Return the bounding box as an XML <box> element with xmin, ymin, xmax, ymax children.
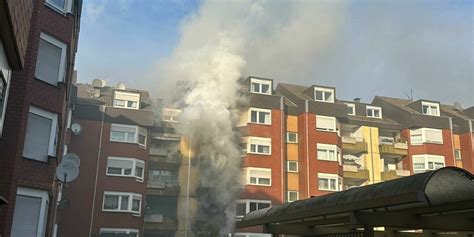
<box><xmin>59</xmin><ymin>81</ymin><xmax>154</xmax><ymax>237</ymax></box>
<box><xmin>373</xmin><ymin>97</ymin><xmax>456</xmax><ymax>174</ymax></box>
<box><xmin>0</xmin><ymin>0</ymin><xmax>82</xmax><ymax>236</ymax></box>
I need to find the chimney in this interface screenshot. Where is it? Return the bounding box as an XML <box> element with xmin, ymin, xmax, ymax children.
<box><xmin>353</xmin><ymin>98</ymin><xmax>361</xmax><ymax>103</ymax></box>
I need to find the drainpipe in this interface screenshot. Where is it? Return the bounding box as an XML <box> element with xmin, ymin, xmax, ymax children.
<box><xmin>184</xmin><ymin>140</ymin><xmax>192</xmax><ymax>237</ymax></box>
<box><xmin>449</xmin><ymin>117</ymin><xmax>456</xmax><ymax>167</ymax></box>
<box><xmin>280</xmin><ymin>97</ymin><xmax>285</xmax><ymax>203</ymax></box>
<box><xmin>305</xmin><ymin>100</ymin><xmax>310</xmax><ymax>198</ymax></box>
<box><xmin>369</xmin><ymin>127</ymin><xmax>375</xmax><ymax>184</ymax></box>
<box><xmin>89</xmin><ymin>105</ymin><xmax>105</xmax><ymax>237</ymax></box>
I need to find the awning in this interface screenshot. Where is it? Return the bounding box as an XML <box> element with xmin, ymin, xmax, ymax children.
<box><xmin>236</xmin><ymin>167</ymin><xmax>474</xmax><ymax>235</ymax></box>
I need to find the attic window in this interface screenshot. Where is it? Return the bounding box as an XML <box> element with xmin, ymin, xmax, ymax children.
<box><xmin>421</xmin><ymin>101</ymin><xmax>440</xmax><ymax>116</ymax></box>
<box><xmin>250</xmin><ymin>78</ymin><xmax>271</xmax><ymax>95</ymax></box>
<box><xmin>366</xmin><ymin>106</ymin><xmax>382</xmax><ymax>119</ymax></box>
<box><xmin>113</xmin><ymin>91</ymin><xmax>140</xmax><ymax>109</ymax></box>
<box><xmin>314</xmin><ymin>87</ymin><xmax>334</xmax><ymax>103</ymax></box>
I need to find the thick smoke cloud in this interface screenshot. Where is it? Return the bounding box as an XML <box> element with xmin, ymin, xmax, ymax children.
<box><xmin>150</xmin><ymin>0</ymin><xmax>472</xmax><ymax>235</ymax></box>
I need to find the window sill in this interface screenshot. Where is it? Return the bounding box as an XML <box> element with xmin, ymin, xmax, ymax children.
<box><xmin>317</xmin><ymin>159</ymin><xmax>338</xmax><ymax>162</ymax></box>
<box><xmin>318</xmin><ymin>188</ymin><xmax>338</xmax><ymax>192</ymax></box>
<box><xmin>248</xmin><ymin>122</ymin><xmax>272</xmax><ymax>126</ymax></box>
<box><xmin>250</xmin><ymin>92</ymin><xmax>272</xmax><ymax>96</ymax></box>
<box><xmin>23</xmin><ymin>156</ymin><xmax>52</xmax><ymax>164</ymax></box>
<box><xmin>285</xmin><ymin>141</ymin><xmax>298</xmax><ymax>144</ymax></box>
<box><xmin>246</xmin><ymin>183</ymin><xmax>272</xmax><ymax>187</ymax></box>
<box><xmin>315</xmin><ymin>129</ymin><xmax>337</xmax><ymax>133</ymax></box>
<box><xmin>247</xmin><ymin>152</ymin><xmax>272</xmax><ymax>156</ymax></box>
<box><xmin>105</xmin><ymin>174</ymin><xmax>144</xmax><ymax>183</ymax></box>
<box><xmin>314</xmin><ymin>100</ymin><xmax>334</xmax><ymax>103</ymax></box>
<box><xmin>286</xmin><ymin>170</ymin><xmax>299</xmax><ymax>173</ymax></box>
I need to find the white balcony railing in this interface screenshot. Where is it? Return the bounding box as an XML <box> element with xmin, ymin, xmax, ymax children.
<box><xmin>342</xmin><ymin>136</ymin><xmax>364</xmax><ymax>144</ymax></box>
<box><xmin>396</xmin><ymin>169</ymin><xmax>410</xmax><ymax>177</ymax></box>
<box><xmin>394</xmin><ymin>142</ymin><xmax>408</xmax><ymax>149</ymax></box>
<box><xmin>343</xmin><ymin>165</ymin><xmax>358</xmax><ymax>172</ymax></box>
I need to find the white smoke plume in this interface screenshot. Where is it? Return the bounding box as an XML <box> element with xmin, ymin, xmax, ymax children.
<box><xmin>153</xmin><ymin>0</ymin><xmax>347</xmax><ymax>235</ymax></box>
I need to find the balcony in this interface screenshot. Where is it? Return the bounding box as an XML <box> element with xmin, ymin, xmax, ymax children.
<box><xmin>379</xmin><ymin>142</ymin><xmax>408</xmax><ymax>158</ymax></box>
<box><xmin>144</xmin><ymin>215</ymin><xmax>178</xmax><ymax>230</ymax></box>
<box><xmin>342</xmin><ymin>136</ymin><xmax>368</xmax><ymax>155</ymax></box>
<box><xmin>381</xmin><ymin>169</ymin><xmax>411</xmax><ymax>181</ymax></box>
<box><xmin>343</xmin><ymin>165</ymin><xmax>370</xmax><ymax>181</ymax></box>
<box><xmin>147</xmin><ymin>182</ymin><xmax>180</xmax><ymax>196</ymax></box>
<box><xmin>149</xmin><ymin>149</ymin><xmax>182</xmax><ymax>164</ymax></box>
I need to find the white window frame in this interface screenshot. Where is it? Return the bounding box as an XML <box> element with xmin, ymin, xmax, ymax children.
<box><xmin>317</xmin><ymin>143</ymin><xmax>340</xmax><ymax>162</ymax></box>
<box><xmin>285</xmin><ymin>161</ymin><xmax>298</xmax><ymax>172</ymax></box>
<box><xmin>286</xmin><ymin>191</ymin><xmax>299</xmax><ymax>202</ymax></box>
<box><xmin>0</xmin><ymin>69</ymin><xmax>11</xmax><ymax>137</ymax></box>
<box><xmin>162</xmin><ymin>108</ymin><xmax>181</xmax><ymax>122</ymax></box>
<box><xmin>110</xmin><ymin>124</ymin><xmax>147</xmax><ymax>148</ymax></box>
<box><xmin>246</xmin><ymin>167</ymin><xmax>272</xmax><ymax>186</ymax></box>
<box><xmin>24</xmin><ymin>106</ymin><xmax>59</xmax><ymax>159</ymax></box>
<box><xmin>366</xmin><ymin>105</ymin><xmax>382</xmax><ymax>119</ymax></box>
<box><xmin>318</xmin><ymin>173</ymin><xmax>341</xmax><ymax>191</ymax></box>
<box><xmin>102</xmin><ymin>192</ymin><xmax>142</xmax><ymax>216</ymax></box>
<box><xmin>106</xmin><ymin>157</ymin><xmax>145</xmax><ymax>182</ymax></box>
<box><xmin>285</xmin><ymin>132</ymin><xmax>298</xmax><ymax>143</ymax></box>
<box><xmin>234</xmin><ymin>233</ymin><xmax>271</xmax><ymax>237</ymax></box>
<box><xmin>412</xmin><ymin>154</ymin><xmax>445</xmax><ymax>173</ymax></box>
<box><xmin>248</xmin><ymin>107</ymin><xmax>271</xmax><ymax>125</ymax></box>
<box><xmin>36</xmin><ymin>32</ymin><xmax>67</xmax><ymax>85</ymax></box>
<box><xmin>250</xmin><ymin>78</ymin><xmax>272</xmax><ymax>95</ymax></box>
<box><xmin>314</xmin><ymin>87</ymin><xmax>334</xmax><ymax>103</ymax></box>
<box><xmin>345</xmin><ymin>103</ymin><xmax>355</xmax><ymax>115</ymax></box>
<box><xmin>247</xmin><ymin>137</ymin><xmax>272</xmax><ymax>155</ymax></box>
<box><xmin>45</xmin><ymin>0</ymin><xmax>73</xmax><ymax>15</ymax></box>
<box><xmin>235</xmin><ymin>199</ymin><xmax>271</xmax><ymax>219</ymax></box>
<box><xmin>14</xmin><ymin>187</ymin><xmax>50</xmax><ymax>237</ymax></box>
<box><xmin>410</xmin><ymin>128</ymin><xmax>443</xmax><ymax>145</ymax></box>
<box><xmin>454</xmin><ymin>149</ymin><xmax>462</xmax><ymax>160</ymax></box>
<box><xmin>113</xmin><ymin>91</ymin><xmax>140</xmax><ymax>110</ymax></box>
<box><xmin>421</xmin><ymin>101</ymin><xmax>440</xmax><ymax>116</ymax></box>
<box><xmin>316</xmin><ymin>115</ymin><xmax>337</xmax><ymax>132</ymax></box>
<box><xmin>99</xmin><ymin>228</ymin><xmax>139</xmax><ymax>237</ymax></box>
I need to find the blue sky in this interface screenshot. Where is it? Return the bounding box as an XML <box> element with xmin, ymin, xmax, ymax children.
<box><xmin>76</xmin><ymin>0</ymin><xmax>473</xmax><ymax>105</ymax></box>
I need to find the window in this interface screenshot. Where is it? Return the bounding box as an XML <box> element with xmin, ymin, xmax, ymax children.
<box><xmin>316</xmin><ymin>115</ymin><xmax>336</xmax><ymax>132</ymax></box>
<box><xmin>106</xmin><ymin>157</ymin><xmax>145</xmax><ymax>181</ymax></box>
<box><xmin>379</xmin><ymin>136</ymin><xmax>395</xmax><ymax>144</ymax></box>
<box><xmin>249</xmin><ymin>108</ymin><xmax>271</xmax><ymax>125</ymax></box>
<box><xmin>0</xmin><ymin>69</ymin><xmax>10</xmax><ymax>137</ymax></box>
<box><xmin>23</xmin><ymin>106</ymin><xmax>58</xmax><ymax>161</ymax></box>
<box><xmin>99</xmin><ymin>228</ymin><xmax>139</xmax><ymax>237</ymax></box>
<box><xmin>318</xmin><ymin>173</ymin><xmax>340</xmax><ymax>191</ymax></box>
<box><xmin>250</xmin><ymin>78</ymin><xmax>271</xmax><ymax>95</ymax></box>
<box><xmin>11</xmin><ymin>187</ymin><xmax>49</xmax><ymax>237</ymax></box>
<box><xmin>247</xmin><ymin>137</ymin><xmax>271</xmax><ymax>155</ymax></box>
<box><xmin>148</xmin><ymin>170</ymin><xmax>178</xmax><ymax>186</ymax></box>
<box><xmin>113</xmin><ymin>91</ymin><xmax>140</xmax><ymax>109</ymax></box>
<box><xmin>454</xmin><ymin>150</ymin><xmax>462</xmax><ymax>160</ymax></box>
<box><xmin>314</xmin><ymin>87</ymin><xmax>334</xmax><ymax>103</ymax></box>
<box><xmin>286</xmin><ymin>191</ymin><xmax>299</xmax><ymax>202</ymax></box>
<box><xmin>412</xmin><ymin>155</ymin><xmax>445</xmax><ymax>173</ymax></box>
<box><xmin>285</xmin><ymin>132</ymin><xmax>298</xmax><ymax>143</ymax></box>
<box><xmin>286</xmin><ymin>161</ymin><xmax>298</xmax><ymax>172</ymax></box>
<box><xmin>162</xmin><ymin>108</ymin><xmax>181</xmax><ymax>122</ymax></box>
<box><xmin>421</xmin><ymin>101</ymin><xmax>440</xmax><ymax>116</ymax></box>
<box><xmin>234</xmin><ymin>233</ymin><xmax>271</xmax><ymax>237</ymax></box>
<box><xmin>345</xmin><ymin>103</ymin><xmax>355</xmax><ymax>115</ymax></box>
<box><xmin>366</xmin><ymin>106</ymin><xmax>382</xmax><ymax>119</ymax></box>
<box><xmin>35</xmin><ymin>32</ymin><xmax>67</xmax><ymax>85</ymax></box>
<box><xmin>246</xmin><ymin>168</ymin><xmax>271</xmax><ymax>186</ymax></box>
<box><xmin>410</xmin><ymin>128</ymin><xmax>443</xmax><ymax>145</ymax></box>
<box><xmin>317</xmin><ymin>143</ymin><xmax>340</xmax><ymax>162</ymax></box>
<box><xmin>236</xmin><ymin>199</ymin><xmax>271</xmax><ymax>219</ymax></box>
<box><xmin>103</xmin><ymin>192</ymin><xmax>142</xmax><ymax>216</ymax></box>
<box><xmin>45</xmin><ymin>0</ymin><xmax>74</xmax><ymax>14</ymax></box>
<box><xmin>110</xmin><ymin>124</ymin><xmax>147</xmax><ymax>147</ymax></box>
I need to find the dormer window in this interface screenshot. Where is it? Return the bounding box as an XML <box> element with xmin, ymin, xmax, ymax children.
<box><xmin>421</xmin><ymin>101</ymin><xmax>440</xmax><ymax>116</ymax></box>
<box><xmin>113</xmin><ymin>91</ymin><xmax>140</xmax><ymax>110</ymax></box>
<box><xmin>250</xmin><ymin>78</ymin><xmax>271</xmax><ymax>95</ymax></box>
<box><xmin>162</xmin><ymin>108</ymin><xmax>181</xmax><ymax>122</ymax></box>
<box><xmin>314</xmin><ymin>87</ymin><xmax>334</xmax><ymax>103</ymax></box>
<box><xmin>345</xmin><ymin>103</ymin><xmax>355</xmax><ymax>115</ymax></box>
<box><xmin>366</xmin><ymin>106</ymin><xmax>382</xmax><ymax>119</ymax></box>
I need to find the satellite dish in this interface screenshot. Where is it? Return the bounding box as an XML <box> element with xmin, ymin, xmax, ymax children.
<box><xmin>62</xmin><ymin>153</ymin><xmax>80</xmax><ymax>167</ymax></box>
<box><xmin>56</xmin><ymin>160</ymin><xmax>79</xmax><ymax>183</ymax></box>
<box><xmin>454</xmin><ymin>101</ymin><xmax>464</xmax><ymax>111</ymax></box>
<box><xmin>116</xmin><ymin>82</ymin><xmax>126</xmax><ymax>90</ymax></box>
<box><xmin>92</xmin><ymin>79</ymin><xmax>106</xmax><ymax>88</ymax></box>
<box><xmin>71</xmin><ymin>123</ymin><xmax>82</xmax><ymax>135</ymax></box>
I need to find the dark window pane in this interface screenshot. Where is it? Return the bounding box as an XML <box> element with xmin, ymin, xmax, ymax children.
<box><xmin>250</xmin><ymin>111</ymin><xmax>257</xmax><ymax>122</ymax></box>
<box><xmin>236</xmin><ymin>203</ymin><xmax>246</xmax><ymax>216</ymax></box>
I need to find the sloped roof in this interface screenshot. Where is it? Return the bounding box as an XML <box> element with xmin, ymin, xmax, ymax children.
<box><xmin>76</xmin><ymin>83</ymin><xmax>152</xmax><ymax>109</ymax></box>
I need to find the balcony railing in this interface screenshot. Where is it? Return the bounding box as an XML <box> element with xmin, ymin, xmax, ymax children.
<box><xmin>147</xmin><ymin>180</ymin><xmax>179</xmax><ymax>189</ymax></box>
<box><xmin>343</xmin><ymin>165</ymin><xmax>370</xmax><ymax>180</ymax></box>
<box><xmin>149</xmin><ymin>150</ymin><xmax>182</xmax><ymax>164</ymax></box>
<box><xmin>381</xmin><ymin>169</ymin><xmax>411</xmax><ymax>181</ymax></box>
<box><xmin>342</xmin><ymin>136</ymin><xmax>367</xmax><ymax>155</ymax></box>
<box><xmin>145</xmin><ymin>214</ymin><xmax>163</xmax><ymax>223</ymax></box>
<box><xmin>379</xmin><ymin>143</ymin><xmax>408</xmax><ymax>157</ymax></box>
<box><xmin>146</xmin><ymin>184</ymin><xmax>180</xmax><ymax>196</ymax></box>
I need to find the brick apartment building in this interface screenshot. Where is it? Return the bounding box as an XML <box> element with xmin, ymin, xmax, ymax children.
<box><xmin>58</xmin><ymin>81</ymin><xmax>154</xmax><ymax>237</ymax></box>
<box><xmin>0</xmin><ymin>0</ymin><xmax>82</xmax><ymax>236</ymax></box>
<box><xmin>60</xmin><ymin>77</ymin><xmax>472</xmax><ymax>237</ymax></box>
